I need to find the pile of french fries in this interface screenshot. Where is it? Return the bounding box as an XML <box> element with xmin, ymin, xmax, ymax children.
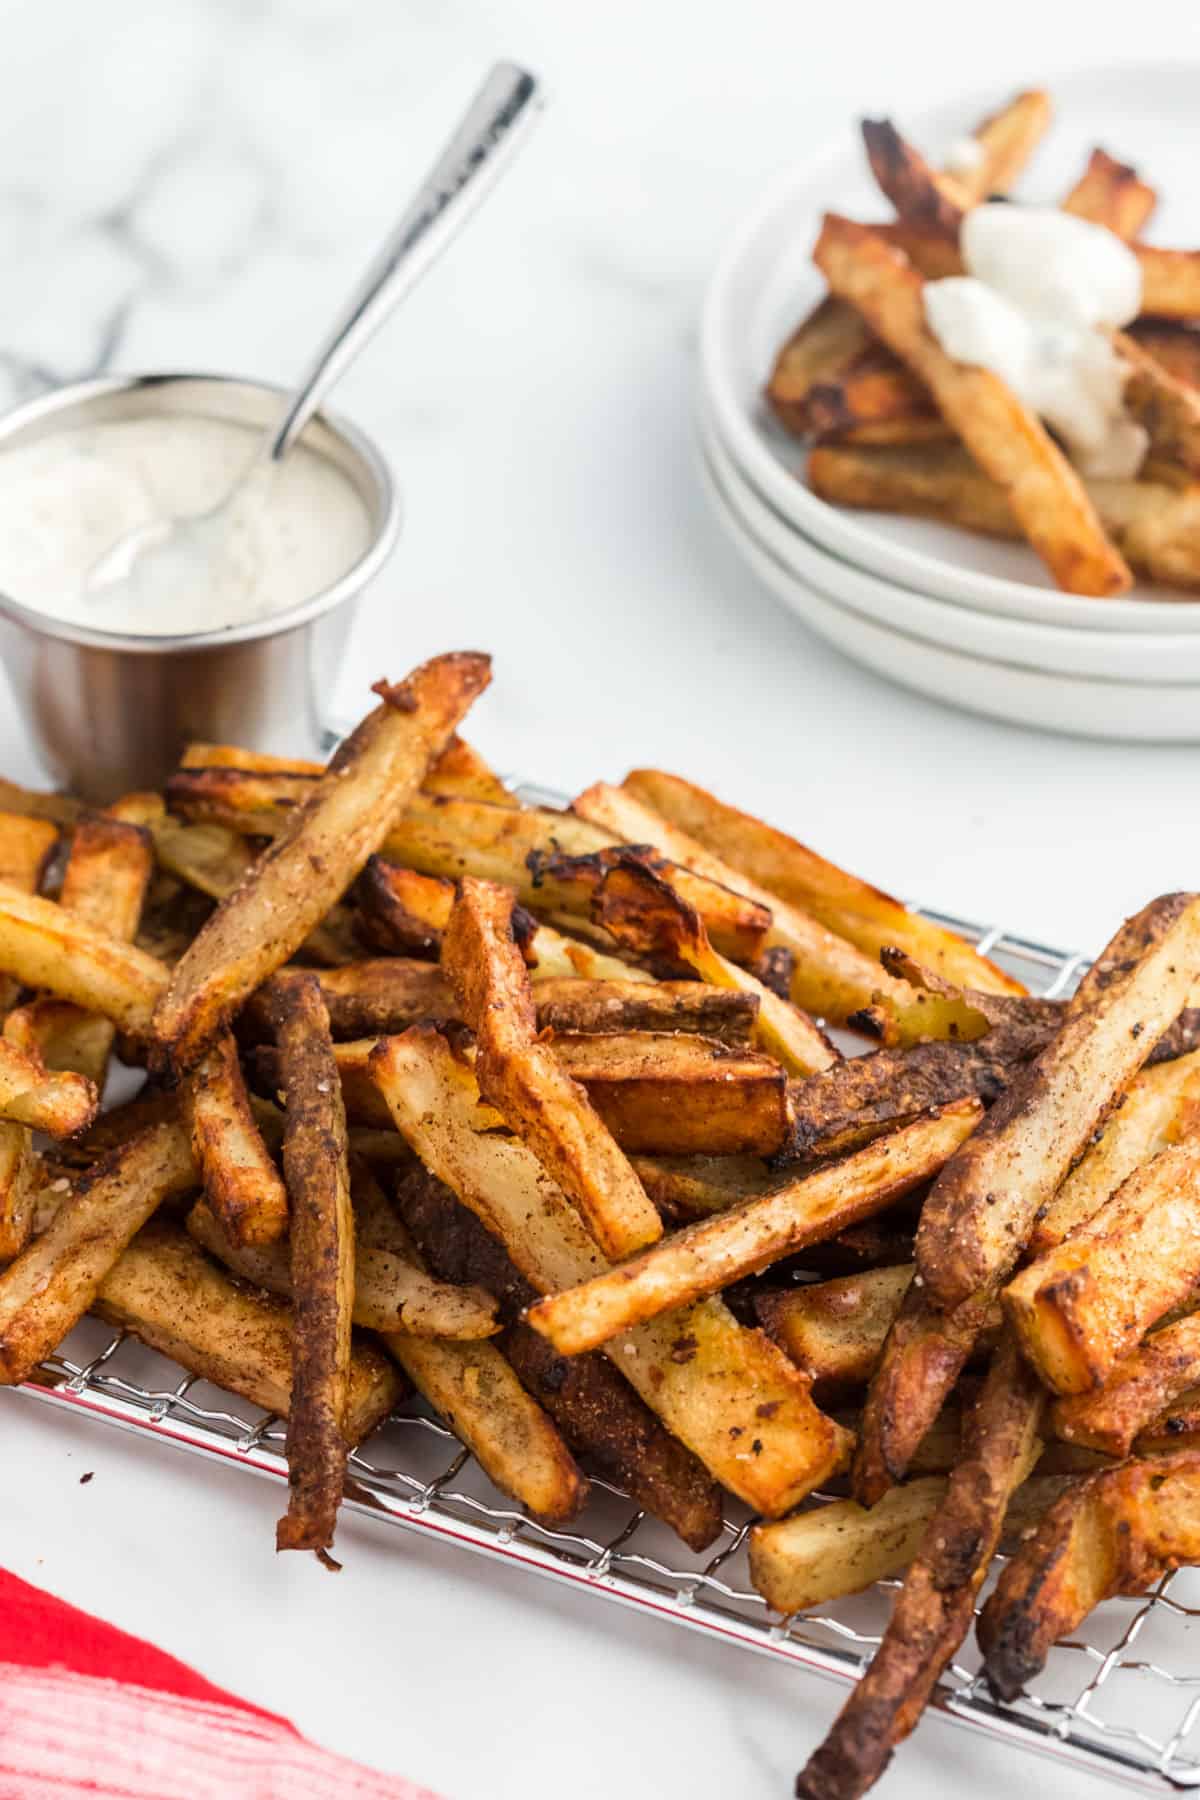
<box><xmin>768</xmin><ymin>89</ymin><xmax>1200</xmax><ymax>597</ymax></box>
<box><xmin>4</xmin><ymin>649</ymin><xmax>1200</xmax><ymax>1793</ymax></box>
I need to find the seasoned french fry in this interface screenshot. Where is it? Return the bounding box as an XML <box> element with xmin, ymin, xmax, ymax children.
<box><xmin>1053</xmin><ymin>1309</ymin><xmax>1200</xmax><ymax>1457</ymax></box>
<box><xmin>184</xmin><ymin>1033</ymin><xmax>289</xmax><ymax>1248</ymax></box>
<box><xmin>799</xmin><ymin>342</ymin><xmax>947</xmax><ymax>447</ymax></box>
<box><xmin>0</xmin><ymin>780</ymin><xmax>79</xmax><ymax>829</ymax></box>
<box><xmin>0</xmin><ymin>1121</ymin><xmax>196</xmax><ymax>1384</ymax></box>
<box><xmin>0</xmin><ymin>811</ymin><xmax>57</xmax><ymax>895</ymax></box>
<box><xmin>917</xmin><ymin>894</ymin><xmax>1200</xmax><ymax>1309</ymax></box>
<box><xmin>1137</xmin><ymin>246</ymin><xmax>1200</xmax><ymax>321</ymax></box>
<box><xmin>96</xmin><ymin>1218</ymin><xmax>399</xmax><ymax>1445</ymax></box>
<box><xmin>0</xmin><ymin>818</ymin><xmax>62</xmax><ymax>1258</ymax></box>
<box><xmin>421</xmin><ymin>735</ymin><xmax>519</xmax><ymax>807</ymax></box>
<box><xmin>0</xmin><ymin>1037</ymin><xmax>96</xmax><ymax>1138</ymax></box>
<box><xmin>153</xmin><ymin>652</ymin><xmax>492</xmax><ymax>1070</ymax></box>
<box><xmin>1004</xmin><ymin>1135</ymin><xmax>1200</xmax><ymax>1395</ymax></box>
<box><xmin>1062</xmin><ymin>147</ymin><xmax>1156</xmax><ymax>238</ymax></box>
<box><xmin>269</xmin><ymin>975</ymin><xmax>355</xmax><ymax>1562</ymax></box>
<box><xmin>861</xmin><ymin>119</ymin><xmax>970</xmax><ymax>234</ymax></box>
<box><xmin>0</xmin><ymin>1125</ymin><xmax>41</xmax><ymax>1264</ymax></box>
<box><xmin>0</xmin><ymin>882</ymin><xmax>168</xmax><ymax>1035</ymax></box>
<box><xmin>813</xmin><ymin>214</ymin><xmax>1132</xmax><ymax>597</ymax></box>
<box><xmin>620</xmin><ymin>769</ymin><xmax>1024</xmax><ymax>997</ymax></box>
<box><xmin>952</xmin><ymin>88</ymin><xmax>1051</xmax><ymax>201</ymax></box>
<box><xmin>1128</xmin><ymin>321</ymin><xmax>1200</xmax><ymax>393</ymax></box>
<box><xmin>552</xmin><ymin>1031</ymin><xmax>790</xmax><ymax>1156</ymax></box>
<box><xmin>1115</xmin><ymin>328</ymin><xmax>1200</xmax><ymax>476</ymax></box>
<box><xmin>179</xmin><ymin>742</ymin><xmax>325</xmax><ymax>773</ymax></box>
<box><xmin>758</xmin><ymin>1265</ymin><xmax>916</xmax><ymax>1387</ymax></box>
<box><xmin>443</xmin><ymin>878</ymin><xmax>662</xmax><ymax>1259</ymax></box>
<box><xmin>525</xmin><ymin>1102</ymin><xmax>980</xmax><ymax>1356</ymax></box>
<box><xmin>767</xmin><ymin>298</ymin><xmax>878</xmax><ymax>435</ymax></box>
<box><xmin>795</xmin><ymin>1345</ymin><xmax>1044</xmax><ymax>1800</ymax></box>
<box><xmin>630</xmin><ymin>1152</ymin><xmax>772</xmax><ymax>1222</ymax></box>
<box><xmin>978</xmin><ymin>1450</ymin><xmax>1200</xmax><ymax>1701</ymax></box>
<box><xmin>371</xmin><ymin>1026</ymin><xmax>852</xmax><ymax>1515</ymax></box>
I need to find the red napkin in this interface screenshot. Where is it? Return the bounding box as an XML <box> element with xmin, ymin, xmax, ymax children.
<box><xmin>0</xmin><ymin>1567</ymin><xmax>443</xmax><ymax>1798</ymax></box>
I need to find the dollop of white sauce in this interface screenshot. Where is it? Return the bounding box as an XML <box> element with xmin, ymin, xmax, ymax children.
<box><xmin>0</xmin><ymin>414</ymin><xmax>373</xmax><ymax>635</ymax></box>
<box><xmin>923</xmin><ymin>203</ymin><xmax>1147</xmax><ymax>479</ymax></box>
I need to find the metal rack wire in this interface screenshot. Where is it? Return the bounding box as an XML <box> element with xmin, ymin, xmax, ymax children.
<box><xmin>10</xmin><ymin>901</ymin><xmax>1200</xmax><ymax>1795</ymax></box>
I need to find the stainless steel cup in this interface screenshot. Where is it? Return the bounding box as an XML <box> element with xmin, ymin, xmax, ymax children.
<box><xmin>0</xmin><ymin>373</ymin><xmax>400</xmax><ymax>801</ymax></box>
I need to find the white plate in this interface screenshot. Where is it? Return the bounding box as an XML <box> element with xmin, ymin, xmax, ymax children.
<box><xmin>700</xmin><ymin>402</ymin><xmax>1200</xmax><ymax>684</ymax></box>
<box><xmin>699</xmin><ymin>438</ymin><xmax>1200</xmax><ymax>741</ymax></box>
<box><xmin>701</xmin><ymin>62</ymin><xmax>1200</xmax><ymax>633</ymax></box>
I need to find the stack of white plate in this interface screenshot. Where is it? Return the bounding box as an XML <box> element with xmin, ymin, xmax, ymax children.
<box><xmin>698</xmin><ymin>65</ymin><xmax>1200</xmax><ymax>741</ymax></box>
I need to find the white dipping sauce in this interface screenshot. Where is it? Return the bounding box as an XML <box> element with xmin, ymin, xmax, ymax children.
<box><xmin>0</xmin><ymin>413</ymin><xmax>373</xmax><ymax>635</ymax></box>
<box><xmin>924</xmin><ymin>204</ymin><xmax>1147</xmax><ymax>479</ymax></box>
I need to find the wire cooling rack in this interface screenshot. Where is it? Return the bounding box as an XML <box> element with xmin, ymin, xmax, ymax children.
<box><xmin>10</xmin><ymin>897</ymin><xmax>1200</xmax><ymax>1796</ymax></box>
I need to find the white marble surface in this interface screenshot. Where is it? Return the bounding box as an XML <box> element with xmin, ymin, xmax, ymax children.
<box><xmin>3</xmin><ymin>3</ymin><xmax>1200</xmax><ymax>1796</ymax></box>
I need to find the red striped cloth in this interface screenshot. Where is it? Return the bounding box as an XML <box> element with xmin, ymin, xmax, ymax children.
<box><xmin>0</xmin><ymin>1568</ymin><xmax>442</xmax><ymax>1798</ymax></box>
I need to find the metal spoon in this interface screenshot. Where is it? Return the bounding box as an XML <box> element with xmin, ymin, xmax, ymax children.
<box><xmin>85</xmin><ymin>61</ymin><xmax>542</xmax><ymax>615</ymax></box>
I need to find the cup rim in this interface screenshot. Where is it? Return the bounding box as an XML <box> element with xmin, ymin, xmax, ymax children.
<box><xmin>0</xmin><ymin>372</ymin><xmax>401</xmax><ymax>655</ymax></box>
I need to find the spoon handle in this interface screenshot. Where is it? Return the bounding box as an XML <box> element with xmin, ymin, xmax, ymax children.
<box><xmin>268</xmin><ymin>61</ymin><xmax>542</xmax><ymax>460</ymax></box>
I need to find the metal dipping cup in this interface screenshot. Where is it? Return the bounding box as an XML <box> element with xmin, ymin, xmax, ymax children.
<box><xmin>0</xmin><ymin>373</ymin><xmax>400</xmax><ymax>802</ymax></box>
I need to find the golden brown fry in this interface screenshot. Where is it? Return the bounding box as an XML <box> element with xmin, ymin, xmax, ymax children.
<box><xmin>630</xmin><ymin>1153</ymin><xmax>772</xmax><ymax>1222</ymax></box>
<box><xmin>1137</xmin><ymin>246</ymin><xmax>1200</xmax><ymax>321</ymax></box>
<box><xmin>153</xmin><ymin>652</ymin><xmax>492</xmax><ymax>1070</ymax></box>
<box><xmin>953</xmin><ymin>89</ymin><xmax>1051</xmax><ymax>201</ymax></box>
<box><xmin>758</xmin><ymin>1264</ymin><xmax>915</xmax><ymax>1388</ymax></box>
<box><xmin>808</xmin><ymin>440</ymin><xmax>1200</xmax><ymax>590</ymax></box>
<box><xmin>0</xmin><ymin>1121</ymin><xmax>195</xmax><ymax>1384</ymax></box>
<box><xmin>860</xmin><ymin>119</ymin><xmax>970</xmax><ymax>235</ymax></box>
<box><xmin>1053</xmin><ymin>1309</ymin><xmax>1200</xmax><ymax>1457</ymax></box>
<box><xmin>1115</xmin><ymin>328</ymin><xmax>1200</xmax><ymax>476</ymax></box>
<box><xmin>353</xmin><ymin>857</ymin><xmax>454</xmax><ymax>956</ymax></box>
<box><xmin>371</xmin><ymin>1026</ymin><xmax>851</xmax><ymax>1515</ymax></box>
<box><xmin>0</xmin><ymin>1037</ymin><xmax>96</xmax><ymax>1137</ymax></box>
<box><xmin>553</xmin><ymin>1031</ymin><xmax>789</xmax><ymax>1157</ymax></box>
<box><xmin>179</xmin><ymin>742</ymin><xmax>325</xmax><ymax>773</ymax></box>
<box><xmin>767</xmin><ymin>298</ymin><xmax>878</xmax><ymax>435</ymax></box>
<box><xmin>443</xmin><ymin>878</ymin><xmax>662</xmax><ymax>1259</ymax></box>
<box><xmin>532</xmin><ymin>976</ymin><xmax>758</xmax><ymax>1043</ymax></box>
<box><xmin>269</xmin><ymin>975</ymin><xmax>355</xmax><ymax>1562</ymax></box>
<box><xmin>1128</xmin><ymin>321</ymin><xmax>1200</xmax><ymax>393</ymax></box>
<box><xmin>917</xmin><ymin>894</ymin><xmax>1200</xmax><ymax>1309</ymax></box>
<box><xmin>0</xmin><ymin>882</ymin><xmax>168</xmax><ymax>1035</ymax></box>
<box><xmin>0</xmin><ymin>822</ymin><xmax>63</xmax><ymax>1258</ymax></box>
<box><xmin>978</xmin><ymin>1450</ymin><xmax>1200</xmax><ymax>1701</ymax></box>
<box><xmin>421</xmin><ymin>734</ymin><xmax>519</xmax><ymax>807</ymax></box>
<box><xmin>799</xmin><ymin>342</ymin><xmax>947</xmax><ymax>447</ymax></box>
<box><xmin>813</xmin><ymin>215</ymin><xmax>1132</xmax><ymax>597</ymax></box>
<box><xmin>96</xmin><ymin>1218</ymin><xmax>399</xmax><ymax>1445</ymax></box>
<box><xmin>0</xmin><ymin>780</ymin><xmax>79</xmax><ymax>829</ymax></box>
<box><xmin>794</xmin><ymin>1344</ymin><xmax>1044</xmax><ymax>1800</ymax></box>
<box><xmin>1062</xmin><ymin>147</ymin><xmax>1157</xmax><ymax>238</ymax></box>
<box><xmin>0</xmin><ymin>1125</ymin><xmax>41</xmax><ymax>1263</ymax></box>
<box><xmin>620</xmin><ymin>768</ymin><xmax>1024</xmax><ymax>997</ymax></box>
<box><xmin>525</xmin><ymin>1102</ymin><xmax>980</xmax><ymax>1357</ymax></box>
<box><xmin>184</xmin><ymin>1033</ymin><xmax>289</xmax><ymax>1248</ymax></box>
<box><xmin>1004</xmin><ymin>1135</ymin><xmax>1200</xmax><ymax>1395</ymax></box>
<box><xmin>0</xmin><ymin>811</ymin><xmax>57</xmax><ymax>895</ymax></box>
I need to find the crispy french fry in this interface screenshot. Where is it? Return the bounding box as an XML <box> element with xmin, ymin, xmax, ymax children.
<box><xmin>0</xmin><ymin>1121</ymin><xmax>195</xmax><ymax>1384</ymax></box>
<box><xmin>371</xmin><ymin>1026</ymin><xmax>851</xmax><ymax>1515</ymax></box>
<box><xmin>799</xmin><ymin>342</ymin><xmax>947</xmax><ymax>447</ymax></box>
<box><xmin>184</xmin><ymin>1033</ymin><xmax>289</xmax><ymax>1248</ymax></box>
<box><xmin>620</xmin><ymin>769</ymin><xmax>1024</xmax><ymax>997</ymax></box>
<box><xmin>749</xmin><ymin>1472</ymin><xmax>1065</xmax><ymax>1616</ymax></box>
<box><xmin>443</xmin><ymin>879</ymin><xmax>661</xmax><ymax>1259</ymax></box>
<box><xmin>808</xmin><ymin>441</ymin><xmax>1200</xmax><ymax>590</ymax></box>
<box><xmin>0</xmin><ymin>780</ymin><xmax>79</xmax><ymax>829</ymax></box>
<box><xmin>153</xmin><ymin>653</ymin><xmax>492</xmax><ymax>1070</ymax></box>
<box><xmin>1137</xmin><ymin>246</ymin><xmax>1200</xmax><ymax>321</ymax></box>
<box><xmin>525</xmin><ymin>1102</ymin><xmax>980</xmax><ymax>1356</ymax></box>
<box><xmin>0</xmin><ymin>1125</ymin><xmax>41</xmax><ymax>1264</ymax></box>
<box><xmin>978</xmin><ymin>1450</ymin><xmax>1200</xmax><ymax>1701</ymax></box>
<box><xmin>179</xmin><ymin>742</ymin><xmax>325</xmax><ymax>773</ymax></box>
<box><xmin>421</xmin><ymin>735</ymin><xmax>519</xmax><ymax>807</ymax></box>
<box><xmin>767</xmin><ymin>298</ymin><xmax>878</xmax><ymax>435</ymax></box>
<box><xmin>917</xmin><ymin>894</ymin><xmax>1200</xmax><ymax>1309</ymax></box>
<box><xmin>631</xmin><ymin>1153</ymin><xmax>772</xmax><ymax>1222</ymax></box>
<box><xmin>531</xmin><ymin>976</ymin><xmax>758</xmax><ymax>1043</ymax></box>
<box><xmin>1115</xmin><ymin>328</ymin><xmax>1200</xmax><ymax>476</ymax></box>
<box><xmin>1128</xmin><ymin>321</ymin><xmax>1200</xmax><ymax>393</ymax></box>
<box><xmin>794</xmin><ymin>1344</ymin><xmax>1044</xmax><ymax>1800</ymax></box>
<box><xmin>1052</xmin><ymin>1309</ymin><xmax>1200</xmax><ymax>1456</ymax></box>
<box><xmin>758</xmin><ymin>1265</ymin><xmax>916</xmax><ymax>1387</ymax></box>
<box><xmin>0</xmin><ymin>1037</ymin><xmax>96</xmax><ymax>1138</ymax></box>
<box><xmin>0</xmin><ymin>882</ymin><xmax>168</xmax><ymax>1035</ymax></box>
<box><xmin>1063</xmin><ymin>147</ymin><xmax>1157</xmax><ymax>238</ymax></box>
<box><xmin>1004</xmin><ymin>1135</ymin><xmax>1200</xmax><ymax>1394</ymax></box>
<box><xmin>96</xmin><ymin>1218</ymin><xmax>399</xmax><ymax>1444</ymax></box>
<box><xmin>0</xmin><ymin>818</ymin><xmax>62</xmax><ymax>1258</ymax></box>
<box><xmin>269</xmin><ymin>975</ymin><xmax>355</xmax><ymax>1561</ymax></box>
<box><xmin>813</xmin><ymin>215</ymin><xmax>1132</xmax><ymax>597</ymax></box>
<box><xmin>0</xmin><ymin>812</ymin><xmax>57</xmax><ymax>895</ymax></box>
<box><xmin>953</xmin><ymin>88</ymin><xmax>1051</xmax><ymax>201</ymax></box>
<box><xmin>861</xmin><ymin>119</ymin><xmax>970</xmax><ymax>234</ymax></box>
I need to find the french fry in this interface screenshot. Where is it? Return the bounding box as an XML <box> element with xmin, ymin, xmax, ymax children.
<box><xmin>371</xmin><ymin>1026</ymin><xmax>852</xmax><ymax>1515</ymax></box>
<box><xmin>1062</xmin><ymin>147</ymin><xmax>1157</xmax><ymax>238</ymax></box>
<box><xmin>552</xmin><ymin>1032</ymin><xmax>790</xmax><ymax>1157</ymax></box>
<box><xmin>184</xmin><ymin>1033</ymin><xmax>289</xmax><ymax>1248</ymax></box>
<box><xmin>620</xmin><ymin>768</ymin><xmax>1024</xmax><ymax>997</ymax></box>
<box><xmin>0</xmin><ymin>780</ymin><xmax>79</xmax><ymax>829</ymax></box>
<box><xmin>861</xmin><ymin>119</ymin><xmax>970</xmax><ymax>234</ymax></box>
<box><xmin>153</xmin><ymin>652</ymin><xmax>492</xmax><ymax>1070</ymax></box>
<box><xmin>813</xmin><ymin>214</ymin><xmax>1133</xmax><ymax>597</ymax></box>
<box><xmin>978</xmin><ymin>1450</ymin><xmax>1200</xmax><ymax>1701</ymax></box>
<box><xmin>1128</xmin><ymin>321</ymin><xmax>1200</xmax><ymax>393</ymax></box>
<box><xmin>0</xmin><ymin>1125</ymin><xmax>41</xmax><ymax>1264</ymax></box>
<box><xmin>0</xmin><ymin>882</ymin><xmax>168</xmax><ymax>1035</ymax></box>
<box><xmin>1137</xmin><ymin>246</ymin><xmax>1200</xmax><ymax>321</ymax></box>
<box><xmin>574</xmin><ymin>842</ymin><xmax>837</xmax><ymax>1076</ymax></box>
<box><xmin>525</xmin><ymin>1101</ymin><xmax>980</xmax><ymax>1357</ymax></box>
<box><xmin>767</xmin><ymin>298</ymin><xmax>879</xmax><ymax>435</ymax></box>
<box><xmin>179</xmin><ymin>742</ymin><xmax>325</xmax><ymax>773</ymax></box>
<box><xmin>750</xmin><ymin>1472</ymin><xmax>1065</xmax><ymax>1616</ymax></box>
<box><xmin>808</xmin><ymin>441</ymin><xmax>1200</xmax><ymax>590</ymax></box>
<box><xmin>1004</xmin><ymin>1135</ymin><xmax>1200</xmax><ymax>1395</ymax></box>
<box><xmin>0</xmin><ymin>1038</ymin><xmax>96</xmax><ymax>1138</ymax></box>
<box><xmin>630</xmin><ymin>1152</ymin><xmax>771</xmax><ymax>1221</ymax></box>
<box><xmin>794</xmin><ymin>1344</ymin><xmax>1044</xmax><ymax>1800</ymax></box>
<box><xmin>0</xmin><ymin>816</ymin><xmax>63</xmax><ymax>1257</ymax></box>
<box><xmin>1115</xmin><ymin>328</ymin><xmax>1200</xmax><ymax>476</ymax></box>
<box><xmin>917</xmin><ymin>894</ymin><xmax>1200</xmax><ymax>1310</ymax></box>
<box><xmin>0</xmin><ymin>811</ymin><xmax>57</xmax><ymax>895</ymax></box>
<box><xmin>0</xmin><ymin>1120</ymin><xmax>196</xmax><ymax>1385</ymax></box>
<box><xmin>443</xmin><ymin>878</ymin><xmax>662</xmax><ymax>1259</ymax></box>
<box><xmin>758</xmin><ymin>1265</ymin><xmax>916</xmax><ymax>1388</ymax></box>
<box><xmin>1052</xmin><ymin>1309</ymin><xmax>1200</xmax><ymax>1457</ymax></box>
<box><xmin>421</xmin><ymin>734</ymin><xmax>519</xmax><ymax>807</ymax></box>
<box><xmin>951</xmin><ymin>88</ymin><xmax>1052</xmax><ymax>202</ymax></box>
<box><xmin>96</xmin><ymin>1218</ymin><xmax>399</xmax><ymax>1445</ymax></box>
<box><xmin>268</xmin><ymin>974</ymin><xmax>355</xmax><ymax>1562</ymax></box>
<box><xmin>799</xmin><ymin>343</ymin><xmax>947</xmax><ymax>447</ymax></box>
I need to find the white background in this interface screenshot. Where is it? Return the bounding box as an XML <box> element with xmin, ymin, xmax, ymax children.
<box><xmin>2</xmin><ymin>3</ymin><xmax>1200</xmax><ymax>1796</ymax></box>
